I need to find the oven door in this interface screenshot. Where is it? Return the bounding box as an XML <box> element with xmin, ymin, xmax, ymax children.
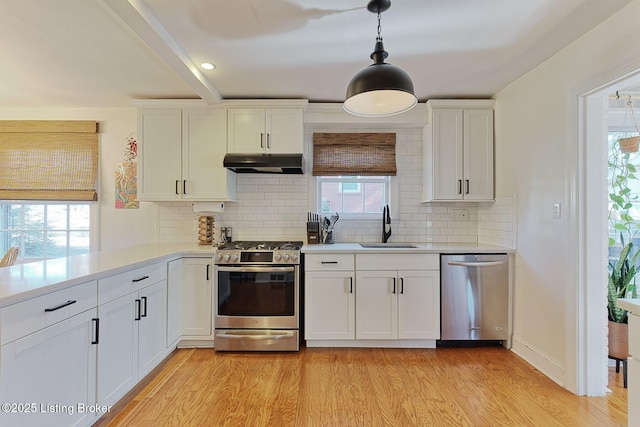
<box><xmin>214</xmin><ymin>265</ymin><xmax>299</xmax><ymax>330</ymax></box>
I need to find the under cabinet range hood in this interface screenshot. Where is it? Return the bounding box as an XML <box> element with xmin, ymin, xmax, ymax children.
<box><xmin>223</xmin><ymin>153</ymin><xmax>304</xmax><ymax>174</ymax></box>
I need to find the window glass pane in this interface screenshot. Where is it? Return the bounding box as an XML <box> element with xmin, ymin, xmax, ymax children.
<box><xmin>318</xmin><ymin>176</ymin><xmax>390</xmax><ymax>216</ymax></box>
<box><xmin>363</xmin><ymin>182</ymin><xmax>385</xmax><ymax>213</ymax></box>
<box><xmin>24</xmin><ymin>205</ymin><xmax>45</xmax><ymax>230</ymax></box>
<box><xmin>69</xmin><ymin>231</ymin><xmax>90</xmax><ymax>255</ymax></box>
<box><xmin>46</xmin><ymin>205</ymin><xmax>68</xmax><ymax>230</ymax></box>
<box><xmin>70</xmin><ymin>205</ymin><xmax>90</xmax><ymax>230</ymax></box>
<box><xmin>23</xmin><ymin>231</ymin><xmax>45</xmax><ymax>258</ymax></box>
<box><xmin>46</xmin><ymin>231</ymin><xmax>68</xmax><ymax>258</ymax></box>
<box><xmin>320</xmin><ymin>181</ymin><xmax>342</xmax><ymax>213</ymax></box>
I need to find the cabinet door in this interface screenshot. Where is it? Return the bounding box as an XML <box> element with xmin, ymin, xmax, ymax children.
<box><xmin>265</xmin><ymin>108</ymin><xmax>303</xmax><ymax>153</ymax></box>
<box><xmin>398</xmin><ymin>270</ymin><xmax>440</xmax><ymax>339</ymax></box>
<box><xmin>463</xmin><ymin>109</ymin><xmax>494</xmax><ymax>201</ymax></box>
<box><xmin>227</xmin><ymin>108</ymin><xmax>266</xmax><ymax>153</ymax></box>
<box><xmin>138</xmin><ymin>280</ymin><xmax>167</xmax><ymax>378</ymax></box>
<box><xmin>0</xmin><ymin>309</ymin><xmax>97</xmax><ymax>427</ymax></box>
<box><xmin>97</xmin><ymin>293</ymin><xmax>138</xmax><ymax>407</ymax></box>
<box><xmin>138</xmin><ymin>108</ymin><xmax>182</xmax><ymax>200</ymax></box>
<box><xmin>356</xmin><ymin>271</ymin><xmax>398</xmax><ymax>340</ymax></box>
<box><xmin>181</xmin><ymin>258</ymin><xmax>213</xmax><ymax>338</ymax></box>
<box><xmin>305</xmin><ymin>271</ymin><xmax>355</xmax><ymax>340</ymax></box>
<box><xmin>182</xmin><ymin>108</ymin><xmax>235</xmax><ymax>200</ymax></box>
<box><xmin>432</xmin><ymin>108</ymin><xmax>464</xmax><ymax>200</ymax></box>
<box><xmin>167</xmin><ymin>258</ymin><xmax>183</xmax><ymax>347</ymax></box>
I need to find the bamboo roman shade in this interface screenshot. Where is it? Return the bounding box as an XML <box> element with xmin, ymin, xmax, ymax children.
<box><xmin>312</xmin><ymin>133</ymin><xmax>396</xmax><ymax>176</ymax></box>
<box><xmin>0</xmin><ymin>120</ymin><xmax>99</xmax><ymax>201</ymax></box>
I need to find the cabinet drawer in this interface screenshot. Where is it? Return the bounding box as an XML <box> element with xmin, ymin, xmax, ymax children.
<box><xmin>98</xmin><ymin>262</ymin><xmax>167</xmax><ymax>305</ymax></box>
<box><xmin>356</xmin><ymin>254</ymin><xmax>439</xmax><ymax>271</ymax></box>
<box><xmin>629</xmin><ymin>315</ymin><xmax>640</xmax><ymax>358</ymax></box>
<box><xmin>305</xmin><ymin>254</ymin><xmax>354</xmax><ymax>271</ymax></box>
<box><xmin>1</xmin><ymin>281</ymin><xmax>97</xmax><ymax>345</ymax></box>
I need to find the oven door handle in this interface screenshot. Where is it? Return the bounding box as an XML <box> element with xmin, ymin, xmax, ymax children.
<box><xmin>216</xmin><ymin>266</ymin><xmax>296</xmax><ymax>273</ymax></box>
<box><xmin>216</xmin><ymin>331</ymin><xmax>295</xmax><ymax>340</ymax></box>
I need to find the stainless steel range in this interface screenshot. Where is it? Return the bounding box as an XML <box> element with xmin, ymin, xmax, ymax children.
<box><xmin>214</xmin><ymin>241</ymin><xmax>302</xmax><ymax>351</ymax></box>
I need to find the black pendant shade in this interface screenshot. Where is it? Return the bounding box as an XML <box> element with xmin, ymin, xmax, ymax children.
<box><xmin>344</xmin><ymin>0</ymin><xmax>417</xmax><ymax>117</ymax></box>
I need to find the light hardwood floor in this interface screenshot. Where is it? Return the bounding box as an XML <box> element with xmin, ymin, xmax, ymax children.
<box><xmin>95</xmin><ymin>346</ymin><xmax>627</xmax><ymax>427</ymax></box>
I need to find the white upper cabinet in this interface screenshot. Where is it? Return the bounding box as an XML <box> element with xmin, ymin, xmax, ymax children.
<box><xmin>423</xmin><ymin>99</ymin><xmax>495</xmax><ymax>202</ymax></box>
<box><xmin>226</xmin><ymin>102</ymin><xmax>306</xmax><ymax>154</ymax></box>
<box><xmin>137</xmin><ymin>103</ymin><xmax>236</xmax><ymax>201</ymax></box>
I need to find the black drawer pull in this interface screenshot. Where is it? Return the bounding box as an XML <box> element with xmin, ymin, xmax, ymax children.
<box><xmin>44</xmin><ymin>300</ymin><xmax>76</xmax><ymax>312</ymax></box>
<box><xmin>132</xmin><ymin>275</ymin><xmax>150</xmax><ymax>283</ymax></box>
<box><xmin>92</xmin><ymin>318</ymin><xmax>100</xmax><ymax>345</ymax></box>
<box><xmin>321</xmin><ymin>261</ymin><xmax>338</xmax><ymax>264</ymax></box>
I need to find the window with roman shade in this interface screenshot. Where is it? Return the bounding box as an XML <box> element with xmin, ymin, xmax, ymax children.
<box><xmin>0</xmin><ymin>120</ymin><xmax>99</xmax><ymax>201</ymax></box>
<box><xmin>312</xmin><ymin>133</ymin><xmax>396</xmax><ymax>176</ymax></box>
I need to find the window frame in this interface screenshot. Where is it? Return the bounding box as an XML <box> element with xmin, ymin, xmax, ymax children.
<box><xmin>0</xmin><ymin>201</ymin><xmax>98</xmax><ymax>263</ymax></box>
<box><xmin>312</xmin><ymin>175</ymin><xmax>398</xmax><ymax>220</ymax></box>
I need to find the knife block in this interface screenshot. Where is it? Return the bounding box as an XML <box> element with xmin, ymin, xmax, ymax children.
<box><xmin>307</xmin><ymin>221</ymin><xmax>320</xmax><ymax>244</ymax></box>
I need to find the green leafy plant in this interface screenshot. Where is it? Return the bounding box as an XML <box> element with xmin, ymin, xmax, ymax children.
<box><xmin>608</xmin><ymin>237</ymin><xmax>639</xmax><ymax>323</ymax></box>
<box><xmin>608</xmin><ymin>139</ymin><xmax>640</xmax><ymax>323</ymax></box>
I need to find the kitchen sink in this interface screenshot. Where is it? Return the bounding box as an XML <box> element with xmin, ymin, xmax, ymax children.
<box><xmin>359</xmin><ymin>243</ymin><xmax>418</xmax><ymax>249</ymax></box>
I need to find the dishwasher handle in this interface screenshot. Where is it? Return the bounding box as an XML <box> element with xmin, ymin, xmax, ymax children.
<box><xmin>447</xmin><ymin>260</ymin><xmax>505</xmax><ymax>268</ymax></box>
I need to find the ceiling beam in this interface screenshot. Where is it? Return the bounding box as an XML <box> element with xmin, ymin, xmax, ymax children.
<box><xmin>102</xmin><ymin>0</ymin><xmax>222</xmax><ymax>104</ymax></box>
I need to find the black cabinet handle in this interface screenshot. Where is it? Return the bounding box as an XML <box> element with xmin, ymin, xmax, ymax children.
<box><xmin>260</xmin><ymin>133</ymin><xmax>264</xmax><ymax>148</ymax></box>
<box><xmin>183</xmin><ymin>180</ymin><xmax>187</xmax><ymax>195</ymax></box>
<box><xmin>392</xmin><ymin>277</ymin><xmax>396</xmax><ymax>294</ymax></box>
<box><xmin>141</xmin><ymin>296</ymin><xmax>148</xmax><ymax>318</ymax></box>
<box><xmin>465</xmin><ymin>179</ymin><xmax>470</xmax><ymax>194</ymax></box>
<box><xmin>267</xmin><ymin>133</ymin><xmax>271</xmax><ymax>149</ymax></box>
<box><xmin>92</xmin><ymin>318</ymin><xmax>100</xmax><ymax>345</ymax></box>
<box><xmin>458</xmin><ymin>179</ymin><xmax>462</xmax><ymax>195</ymax></box>
<box><xmin>132</xmin><ymin>275</ymin><xmax>149</xmax><ymax>283</ymax></box>
<box><xmin>135</xmin><ymin>299</ymin><xmax>141</xmax><ymax>321</ymax></box>
<box><xmin>349</xmin><ymin>277</ymin><xmax>353</xmax><ymax>294</ymax></box>
<box><xmin>321</xmin><ymin>261</ymin><xmax>338</xmax><ymax>264</ymax></box>
<box><xmin>400</xmin><ymin>277</ymin><xmax>404</xmax><ymax>294</ymax></box>
<box><xmin>44</xmin><ymin>300</ymin><xmax>76</xmax><ymax>312</ymax></box>
<box><xmin>175</xmin><ymin>180</ymin><xmax>179</xmax><ymax>195</ymax></box>
<box><xmin>206</xmin><ymin>264</ymin><xmax>210</xmax><ymax>281</ymax></box>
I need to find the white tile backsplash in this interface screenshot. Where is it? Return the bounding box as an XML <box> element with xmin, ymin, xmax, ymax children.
<box><xmin>154</xmin><ymin>128</ymin><xmax>517</xmax><ymax>247</ymax></box>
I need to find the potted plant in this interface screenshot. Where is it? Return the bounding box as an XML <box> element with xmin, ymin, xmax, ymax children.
<box><xmin>608</xmin><ymin>137</ymin><xmax>640</xmax><ymax>385</ymax></box>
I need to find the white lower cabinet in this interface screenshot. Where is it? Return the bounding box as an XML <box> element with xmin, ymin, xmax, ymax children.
<box><xmin>305</xmin><ymin>271</ymin><xmax>355</xmax><ymax>340</ymax></box>
<box><xmin>305</xmin><ymin>252</ymin><xmax>440</xmax><ymax>346</ymax></box>
<box><xmin>0</xmin><ymin>282</ymin><xmax>98</xmax><ymax>427</ymax></box>
<box><xmin>355</xmin><ymin>269</ymin><xmax>440</xmax><ymax>340</ymax></box>
<box><xmin>96</xmin><ymin>263</ymin><xmax>168</xmax><ymax>408</ymax></box>
<box><xmin>180</xmin><ymin>257</ymin><xmax>213</xmax><ymax>340</ymax></box>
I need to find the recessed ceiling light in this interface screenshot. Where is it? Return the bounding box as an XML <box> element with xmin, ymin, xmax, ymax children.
<box><xmin>201</xmin><ymin>62</ymin><xmax>216</xmax><ymax>70</ymax></box>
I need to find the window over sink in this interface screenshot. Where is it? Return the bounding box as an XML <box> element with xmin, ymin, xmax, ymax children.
<box><xmin>316</xmin><ymin>176</ymin><xmax>391</xmax><ymax>219</ymax></box>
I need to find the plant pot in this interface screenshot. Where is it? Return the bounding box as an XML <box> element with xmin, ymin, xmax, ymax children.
<box><xmin>608</xmin><ymin>320</ymin><xmax>629</xmax><ymax>360</ymax></box>
<box><xmin>618</xmin><ymin>136</ymin><xmax>640</xmax><ymax>153</ymax></box>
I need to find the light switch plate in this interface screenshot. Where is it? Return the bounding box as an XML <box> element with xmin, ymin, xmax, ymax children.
<box><xmin>552</xmin><ymin>203</ymin><xmax>561</xmax><ymax>219</ymax></box>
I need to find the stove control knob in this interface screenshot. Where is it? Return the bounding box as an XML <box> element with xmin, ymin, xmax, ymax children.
<box><xmin>216</xmin><ymin>253</ymin><xmax>223</xmax><ymax>262</ymax></box>
<box><xmin>291</xmin><ymin>253</ymin><xmax>298</xmax><ymax>262</ymax></box>
<box><xmin>224</xmin><ymin>253</ymin><xmax>230</xmax><ymax>262</ymax></box>
<box><xmin>284</xmin><ymin>253</ymin><xmax>290</xmax><ymax>262</ymax></box>
<box><xmin>274</xmin><ymin>252</ymin><xmax>282</xmax><ymax>262</ymax></box>
<box><xmin>232</xmin><ymin>253</ymin><xmax>239</xmax><ymax>262</ymax></box>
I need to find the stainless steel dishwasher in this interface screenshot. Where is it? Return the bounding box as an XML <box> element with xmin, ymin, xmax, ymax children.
<box><xmin>438</xmin><ymin>254</ymin><xmax>510</xmax><ymax>347</ymax></box>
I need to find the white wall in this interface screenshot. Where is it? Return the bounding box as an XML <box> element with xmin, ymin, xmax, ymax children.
<box><xmin>0</xmin><ymin>108</ymin><xmax>157</xmax><ymax>251</ymax></box>
<box><xmin>494</xmin><ymin>0</ymin><xmax>640</xmax><ymax>393</ymax></box>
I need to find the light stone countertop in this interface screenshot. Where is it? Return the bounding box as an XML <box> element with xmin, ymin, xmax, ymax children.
<box><xmin>302</xmin><ymin>242</ymin><xmax>515</xmax><ymax>254</ymax></box>
<box><xmin>0</xmin><ymin>243</ymin><xmax>215</xmax><ymax>308</ymax></box>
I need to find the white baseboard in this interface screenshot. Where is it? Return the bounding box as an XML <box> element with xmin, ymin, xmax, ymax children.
<box><xmin>511</xmin><ymin>335</ymin><xmax>565</xmax><ymax>387</ymax></box>
<box><xmin>305</xmin><ymin>339</ymin><xmax>437</xmax><ymax>348</ymax></box>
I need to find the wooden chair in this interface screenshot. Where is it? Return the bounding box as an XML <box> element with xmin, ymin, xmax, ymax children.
<box><xmin>0</xmin><ymin>246</ymin><xmax>19</xmax><ymax>267</ymax></box>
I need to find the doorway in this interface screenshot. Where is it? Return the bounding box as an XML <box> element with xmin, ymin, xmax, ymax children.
<box><xmin>581</xmin><ymin>71</ymin><xmax>640</xmax><ymax>395</ymax></box>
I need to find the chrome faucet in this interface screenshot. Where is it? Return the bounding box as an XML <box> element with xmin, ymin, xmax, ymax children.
<box><xmin>382</xmin><ymin>204</ymin><xmax>391</xmax><ymax>243</ymax></box>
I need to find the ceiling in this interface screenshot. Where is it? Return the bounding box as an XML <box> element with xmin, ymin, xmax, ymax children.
<box><xmin>0</xmin><ymin>0</ymin><xmax>635</xmax><ymax>108</ymax></box>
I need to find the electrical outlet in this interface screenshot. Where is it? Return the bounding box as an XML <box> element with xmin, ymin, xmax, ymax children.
<box><xmin>451</xmin><ymin>209</ymin><xmax>468</xmax><ymax>221</ymax></box>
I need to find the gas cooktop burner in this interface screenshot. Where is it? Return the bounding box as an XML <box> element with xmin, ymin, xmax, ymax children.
<box><xmin>217</xmin><ymin>241</ymin><xmax>303</xmax><ymax>251</ymax></box>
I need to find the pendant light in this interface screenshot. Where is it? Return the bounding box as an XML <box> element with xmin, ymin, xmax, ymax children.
<box><xmin>344</xmin><ymin>0</ymin><xmax>417</xmax><ymax>117</ymax></box>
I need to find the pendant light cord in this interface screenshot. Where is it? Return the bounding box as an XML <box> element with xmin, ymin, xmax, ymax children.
<box><xmin>377</xmin><ymin>11</ymin><xmax>383</xmax><ymax>42</ymax></box>
<box><xmin>627</xmin><ymin>96</ymin><xmax>640</xmax><ymax>134</ymax></box>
